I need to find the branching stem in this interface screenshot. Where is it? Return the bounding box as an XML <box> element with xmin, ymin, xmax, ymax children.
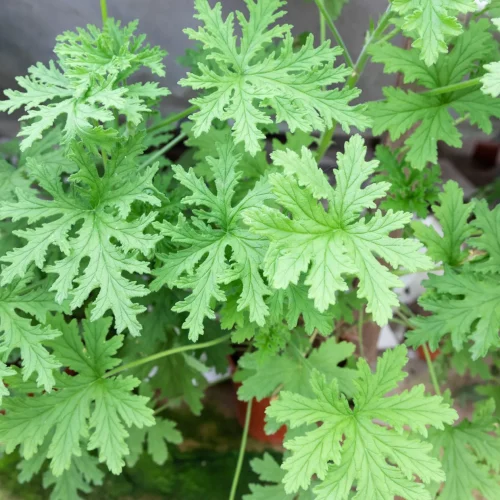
<box><xmin>313</xmin><ymin>0</ymin><xmax>354</xmax><ymax>68</ymax></box>
<box><xmin>315</xmin><ymin>4</ymin><xmax>393</xmax><ymax>161</ymax></box>
<box><xmin>148</xmin><ymin>105</ymin><xmax>198</xmax><ymax>133</ymax></box>
<box><xmin>422</xmin><ymin>344</ymin><xmax>442</xmax><ymax>397</ymax></box>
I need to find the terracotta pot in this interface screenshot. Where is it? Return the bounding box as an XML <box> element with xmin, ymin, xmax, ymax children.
<box><xmin>228</xmin><ymin>355</ymin><xmax>286</xmax><ymax>444</ymax></box>
<box><xmin>416</xmin><ymin>344</ymin><xmax>440</xmax><ymax>361</ymax></box>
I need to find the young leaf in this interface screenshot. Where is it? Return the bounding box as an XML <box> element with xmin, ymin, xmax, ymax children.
<box><xmin>370</xmin><ymin>20</ymin><xmax>500</xmax><ymax>169</ymax></box>
<box><xmin>245</xmin><ymin>135</ymin><xmax>432</xmax><ymax>326</ymax></box>
<box><xmin>267</xmin><ymin>345</ymin><xmax>458</xmax><ymax>497</ymax></box>
<box><xmin>429</xmin><ymin>399</ymin><xmax>500</xmax><ymax>500</ymax></box>
<box><xmin>390</xmin><ymin>0</ymin><xmax>477</xmax><ymax>66</ymax></box>
<box><xmin>0</xmin><ymin>137</ymin><xmax>161</xmax><ymax>336</ymax></box>
<box><xmin>373</xmin><ymin>145</ymin><xmax>441</xmax><ymax>219</ymax></box>
<box><xmin>407</xmin><ymin>270</ymin><xmax>500</xmax><ymax>359</ymax></box>
<box><xmin>180</xmin><ymin>0</ymin><xmax>369</xmax><ymax>155</ymax></box>
<box><xmin>0</xmin><ymin>19</ymin><xmax>169</xmax><ymax>150</ymax></box>
<box><xmin>412</xmin><ymin>181</ymin><xmax>475</xmax><ymax>266</ymax></box>
<box><xmin>0</xmin><ymin>276</ymin><xmax>66</xmax><ymax>392</ymax></box>
<box><xmin>152</xmin><ymin>140</ymin><xmax>273</xmax><ymax>341</ymax></box>
<box><xmin>0</xmin><ymin>315</ymin><xmax>155</xmax><ymax>477</ymax></box>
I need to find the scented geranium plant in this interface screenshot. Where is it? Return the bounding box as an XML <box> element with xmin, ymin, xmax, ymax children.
<box><xmin>0</xmin><ymin>0</ymin><xmax>499</xmax><ymax>498</ymax></box>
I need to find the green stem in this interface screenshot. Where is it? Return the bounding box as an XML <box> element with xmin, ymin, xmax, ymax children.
<box><xmin>313</xmin><ymin>0</ymin><xmax>354</xmax><ymax>68</ymax></box>
<box><xmin>103</xmin><ymin>333</ymin><xmax>232</xmax><ymax>378</ymax></box>
<box><xmin>315</xmin><ymin>4</ymin><xmax>393</xmax><ymax>161</ymax></box>
<box><xmin>358</xmin><ymin>308</ymin><xmax>365</xmax><ymax>359</ymax></box>
<box><xmin>422</xmin><ymin>344</ymin><xmax>442</xmax><ymax>397</ymax></box>
<box><xmin>229</xmin><ymin>398</ymin><xmax>253</xmax><ymax>500</ymax></box>
<box><xmin>100</xmin><ymin>0</ymin><xmax>108</xmax><ymax>24</ymax></box>
<box><xmin>319</xmin><ymin>1</ymin><xmax>326</xmax><ymax>45</ymax></box>
<box><xmin>148</xmin><ymin>105</ymin><xmax>198</xmax><ymax>134</ymax></box>
<box><xmin>420</xmin><ymin>77</ymin><xmax>482</xmax><ymax>97</ymax></box>
<box><xmin>140</xmin><ymin>131</ymin><xmax>187</xmax><ymax>168</ymax></box>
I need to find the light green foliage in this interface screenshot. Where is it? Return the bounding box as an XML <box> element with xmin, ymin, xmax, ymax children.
<box><xmin>407</xmin><ymin>270</ymin><xmax>500</xmax><ymax>359</ymax></box>
<box><xmin>482</xmin><ymin>16</ymin><xmax>500</xmax><ymax>97</ymax></box>
<box><xmin>390</xmin><ymin>0</ymin><xmax>477</xmax><ymax>66</ymax></box>
<box><xmin>244</xmin><ymin>452</ymin><xmax>315</xmax><ymax>500</ymax></box>
<box><xmin>0</xmin><ymin>136</ymin><xmax>161</xmax><ymax>335</ymax></box>
<box><xmin>126</xmin><ymin>417</ymin><xmax>182</xmax><ymax>467</ymax></box>
<box><xmin>412</xmin><ymin>181</ymin><xmax>475</xmax><ymax>266</ymax></box>
<box><xmin>0</xmin><ymin>276</ymin><xmax>67</xmax><ymax>392</ymax></box>
<box><xmin>373</xmin><ymin>145</ymin><xmax>440</xmax><ymax>218</ymax></box>
<box><xmin>429</xmin><ymin>399</ymin><xmax>500</xmax><ymax>500</ymax></box>
<box><xmin>267</xmin><ymin>345</ymin><xmax>458</xmax><ymax>497</ymax></box>
<box><xmin>0</xmin><ymin>315</ymin><xmax>155</xmax><ymax>477</ymax></box>
<box><xmin>370</xmin><ymin>20</ymin><xmax>500</xmax><ymax>169</ymax></box>
<box><xmin>1</xmin><ymin>1</ymin><xmax>500</xmax><ymax>498</ymax></box>
<box><xmin>245</xmin><ymin>135</ymin><xmax>432</xmax><ymax>326</ymax></box>
<box><xmin>267</xmin><ymin>284</ymin><xmax>335</xmax><ymax>334</ymax></box>
<box><xmin>180</xmin><ymin>0</ymin><xmax>369</xmax><ymax>155</ymax></box>
<box><xmin>235</xmin><ymin>337</ymin><xmax>357</xmax><ymax>401</ymax></box>
<box><xmin>470</xmin><ymin>200</ymin><xmax>500</xmax><ymax>273</ymax></box>
<box><xmin>0</xmin><ymin>19</ymin><xmax>169</xmax><ymax>150</ymax></box>
<box><xmin>152</xmin><ymin>140</ymin><xmax>273</xmax><ymax>341</ymax></box>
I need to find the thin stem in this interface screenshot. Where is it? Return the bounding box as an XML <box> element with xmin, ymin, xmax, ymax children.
<box><xmin>229</xmin><ymin>398</ymin><xmax>253</xmax><ymax>500</ymax></box>
<box><xmin>358</xmin><ymin>308</ymin><xmax>365</xmax><ymax>359</ymax></box>
<box><xmin>148</xmin><ymin>105</ymin><xmax>198</xmax><ymax>134</ymax></box>
<box><xmin>375</xmin><ymin>26</ymin><xmax>401</xmax><ymax>45</ymax></box>
<box><xmin>420</xmin><ymin>77</ymin><xmax>481</xmax><ymax>97</ymax></box>
<box><xmin>104</xmin><ymin>333</ymin><xmax>232</xmax><ymax>378</ymax></box>
<box><xmin>454</xmin><ymin>113</ymin><xmax>471</xmax><ymax>126</ymax></box>
<box><xmin>153</xmin><ymin>401</ymin><xmax>171</xmax><ymax>416</ymax></box>
<box><xmin>315</xmin><ymin>4</ymin><xmax>393</xmax><ymax>161</ymax></box>
<box><xmin>313</xmin><ymin>0</ymin><xmax>354</xmax><ymax>68</ymax></box>
<box><xmin>319</xmin><ymin>0</ymin><xmax>326</xmax><ymax>45</ymax></box>
<box><xmin>140</xmin><ymin>131</ymin><xmax>187</xmax><ymax>168</ymax></box>
<box><xmin>422</xmin><ymin>344</ymin><xmax>442</xmax><ymax>396</ymax></box>
<box><xmin>100</xmin><ymin>0</ymin><xmax>108</xmax><ymax>24</ymax></box>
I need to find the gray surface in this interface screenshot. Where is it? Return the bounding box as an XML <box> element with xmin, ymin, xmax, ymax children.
<box><xmin>0</xmin><ymin>0</ymin><xmax>395</xmax><ymax>136</ymax></box>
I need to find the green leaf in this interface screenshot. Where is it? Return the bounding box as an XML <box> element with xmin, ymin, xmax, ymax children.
<box><xmin>0</xmin><ymin>361</ymin><xmax>15</xmax><ymax>405</ymax></box>
<box><xmin>0</xmin><ymin>19</ymin><xmax>169</xmax><ymax>150</ymax></box>
<box><xmin>267</xmin><ymin>345</ymin><xmax>458</xmax><ymax>497</ymax></box>
<box><xmin>429</xmin><ymin>399</ymin><xmax>500</xmax><ymax>500</ymax></box>
<box><xmin>370</xmin><ymin>20</ymin><xmax>500</xmax><ymax>169</ymax></box>
<box><xmin>180</xmin><ymin>0</ymin><xmax>369</xmax><ymax>155</ymax></box>
<box><xmin>43</xmin><ymin>452</ymin><xmax>105</xmax><ymax>500</ymax></box>
<box><xmin>236</xmin><ymin>337</ymin><xmax>357</xmax><ymax>402</ymax></box>
<box><xmin>0</xmin><ymin>315</ymin><xmax>155</xmax><ymax>477</ymax></box>
<box><xmin>412</xmin><ymin>181</ymin><xmax>475</xmax><ymax>266</ymax></box>
<box><xmin>0</xmin><ymin>276</ymin><xmax>67</xmax><ymax>391</ymax></box>
<box><xmin>267</xmin><ymin>284</ymin><xmax>334</xmax><ymax>335</ymax></box>
<box><xmin>0</xmin><ymin>137</ymin><xmax>161</xmax><ymax>335</ymax></box>
<box><xmin>244</xmin><ymin>452</ymin><xmax>315</xmax><ymax>500</ymax></box>
<box><xmin>407</xmin><ymin>270</ymin><xmax>500</xmax><ymax>359</ymax></box>
<box><xmin>390</xmin><ymin>0</ymin><xmax>477</xmax><ymax>66</ymax></box>
<box><xmin>245</xmin><ymin>135</ymin><xmax>432</xmax><ymax>326</ymax></box>
<box><xmin>470</xmin><ymin>200</ymin><xmax>500</xmax><ymax>273</ymax></box>
<box><xmin>373</xmin><ymin>145</ymin><xmax>441</xmax><ymax>219</ymax></box>
<box><xmin>126</xmin><ymin>417</ymin><xmax>182</xmax><ymax>467</ymax></box>
<box><xmin>152</xmin><ymin>140</ymin><xmax>274</xmax><ymax>341</ymax></box>
<box><xmin>482</xmin><ymin>16</ymin><xmax>500</xmax><ymax>97</ymax></box>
